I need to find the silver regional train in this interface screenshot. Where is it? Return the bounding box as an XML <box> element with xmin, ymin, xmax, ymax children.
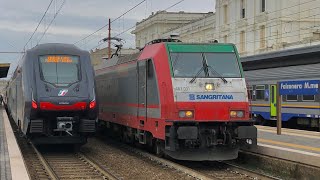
<box><xmin>5</xmin><ymin>43</ymin><xmax>97</xmax><ymax>145</ymax></box>
<box><xmin>242</xmin><ymin>44</ymin><xmax>320</xmax><ymax>130</ymax></box>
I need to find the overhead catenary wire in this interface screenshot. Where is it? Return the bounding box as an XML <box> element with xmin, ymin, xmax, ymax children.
<box><xmin>37</xmin><ymin>0</ymin><xmax>66</xmax><ymax>44</ymax></box>
<box><xmin>23</xmin><ymin>0</ymin><xmax>54</xmax><ymax>51</ymax></box>
<box><xmin>120</xmin><ymin>0</ymin><xmax>319</xmax><ymax>50</ymax></box>
<box><xmin>91</xmin><ymin>0</ymin><xmax>319</xmax><ymax>52</ymax></box>
<box><xmin>104</xmin><ymin>0</ymin><xmax>187</xmax><ymax>48</ymax></box>
<box><xmin>73</xmin><ymin>0</ymin><xmax>147</xmax><ymax>45</ymax></box>
<box><xmin>94</xmin><ymin>0</ymin><xmax>186</xmax><ymax>50</ymax></box>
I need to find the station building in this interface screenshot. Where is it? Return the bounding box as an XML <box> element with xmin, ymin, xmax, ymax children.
<box><xmin>131</xmin><ymin>11</ymin><xmax>211</xmax><ymax>49</ymax></box>
<box><xmin>132</xmin><ymin>0</ymin><xmax>320</xmax><ymax>57</ymax></box>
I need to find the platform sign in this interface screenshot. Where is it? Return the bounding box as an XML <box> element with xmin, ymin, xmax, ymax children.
<box><xmin>279</xmin><ymin>80</ymin><xmax>320</xmax><ymax>95</ymax></box>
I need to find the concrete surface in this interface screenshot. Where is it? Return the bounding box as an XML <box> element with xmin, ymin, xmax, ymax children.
<box><xmin>2</xmin><ymin>107</ymin><xmax>29</xmax><ymax>180</ymax></box>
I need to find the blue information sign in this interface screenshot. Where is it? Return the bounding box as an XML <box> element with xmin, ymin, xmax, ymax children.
<box><xmin>279</xmin><ymin>80</ymin><xmax>320</xmax><ymax>95</ymax></box>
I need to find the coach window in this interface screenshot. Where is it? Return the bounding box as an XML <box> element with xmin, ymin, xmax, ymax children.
<box><xmin>286</xmin><ymin>95</ymin><xmax>298</xmax><ymax>101</ymax></box>
<box><xmin>302</xmin><ymin>95</ymin><xmax>315</xmax><ymax>101</ymax></box>
<box><xmin>255</xmin><ymin>85</ymin><xmax>265</xmax><ymax>100</ymax></box>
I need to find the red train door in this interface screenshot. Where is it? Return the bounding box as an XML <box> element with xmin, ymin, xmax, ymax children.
<box><xmin>137</xmin><ymin>60</ymin><xmax>147</xmax><ymax>126</ymax></box>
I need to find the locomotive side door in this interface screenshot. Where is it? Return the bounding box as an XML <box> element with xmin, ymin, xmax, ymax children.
<box><xmin>137</xmin><ymin>60</ymin><xmax>147</xmax><ymax>125</ymax></box>
<box><xmin>270</xmin><ymin>85</ymin><xmax>277</xmax><ymax>117</ymax></box>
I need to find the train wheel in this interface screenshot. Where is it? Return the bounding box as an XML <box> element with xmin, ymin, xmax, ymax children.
<box><xmin>153</xmin><ymin>139</ymin><xmax>164</xmax><ymax>157</ymax></box>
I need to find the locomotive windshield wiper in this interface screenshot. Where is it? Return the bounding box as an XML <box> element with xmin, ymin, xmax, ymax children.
<box><xmin>202</xmin><ymin>53</ymin><xmax>228</xmax><ymax>83</ymax></box>
<box><xmin>189</xmin><ymin>53</ymin><xmax>209</xmax><ymax>83</ymax></box>
<box><xmin>207</xmin><ymin>65</ymin><xmax>228</xmax><ymax>83</ymax></box>
<box><xmin>189</xmin><ymin>53</ymin><xmax>228</xmax><ymax>84</ymax></box>
<box><xmin>189</xmin><ymin>66</ymin><xmax>205</xmax><ymax>83</ymax></box>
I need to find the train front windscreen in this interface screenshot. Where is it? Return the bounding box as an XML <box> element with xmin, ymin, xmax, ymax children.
<box><xmin>170</xmin><ymin>52</ymin><xmax>241</xmax><ymax>78</ymax></box>
<box><xmin>39</xmin><ymin>55</ymin><xmax>80</xmax><ymax>86</ymax></box>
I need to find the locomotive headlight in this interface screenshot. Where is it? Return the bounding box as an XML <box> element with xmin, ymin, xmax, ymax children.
<box><xmin>230</xmin><ymin>110</ymin><xmax>244</xmax><ymax>118</ymax></box>
<box><xmin>179</xmin><ymin>111</ymin><xmax>186</xmax><ymax>118</ymax></box>
<box><xmin>230</xmin><ymin>111</ymin><xmax>237</xmax><ymax>117</ymax></box>
<box><xmin>185</xmin><ymin>111</ymin><xmax>193</xmax><ymax>118</ymax></box>
<box><xmin>236</xmin><ymin>111</ymin><xmax>244</xmax><ymax>118</ymax></box>
<box><xmin>205</xmin><ymin>83</ymin><xmax>214</xmax><ymax>91</ymax></box>
<box><xmin>179</xmin><ymin>110</ymin><xmax>194</xmax><ymax>118</ymax></box>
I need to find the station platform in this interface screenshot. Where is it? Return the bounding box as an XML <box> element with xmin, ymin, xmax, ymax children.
<box><xmin>243</xmin><ymin>125</ymin><xmax>320</xmax><ymax>168</ymax></box>
<box><xmin>0</xmin><ymin>106</ymin><xmax>29</xmax><ymax>180</ymax></box>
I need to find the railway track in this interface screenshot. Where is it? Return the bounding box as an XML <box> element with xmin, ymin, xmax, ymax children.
<box><xmin>183</xmin><ymin>161</ymin><xmax>280</xmax><ymax>180</ymax></box>
<box><xmin>95</xmin><ymin>137</ymin><xmax>280</xmax><ymax>180</ymax></box>
<box><xmin>14</xmin><ymin>128</ymin><xmax>279</xmax><ymax>180</ymax></box>
<box><xmin>31</xmin><ymin>143</ymin><xmax>119</xmax><ymax>180</ymax></box>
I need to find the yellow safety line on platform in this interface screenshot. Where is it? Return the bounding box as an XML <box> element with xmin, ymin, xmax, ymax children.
<box><xmin>258</xmin><ymin>138</ymin><xmax>320</xmax><ymax>153</ymax></box>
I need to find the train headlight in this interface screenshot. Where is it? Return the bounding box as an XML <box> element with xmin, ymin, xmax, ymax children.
<box><xmin>230</xmin><ymin>110</ymin><xmax>245</xmax><ymax>118</ymax></box>
<box><xmin>179</xmin><ymin>111</ymin><xmax>186</xmax><ymax>118</ymax></box>
<box><xmin>205</xmin><ymin>83</ymin><xmax>214</xmax><ymax>91</ymax></box>
<box><xmin>230</xmin><ymin>111</ymin><xmax>237</xmax><ymax>118</ymax></box>
<box><xmin>185</xmin><ymin>111</ymin><xmax>193</xmax><ymax>118</ymax></box>
<box><xmin>179</xmin><ymin>110</ymin><xmax>194</xmax><ymax>118</ymax></box>
<box><xmin>237</xmin><ymin>111</ymin><xmax>244</xmax><ymax>118</ymax></box>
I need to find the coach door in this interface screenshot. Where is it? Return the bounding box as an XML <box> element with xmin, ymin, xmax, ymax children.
<box><xmin>137</xmin><ymin>60</ymin><xmax>147</xmax><ymax>125</ymax></box>
<box><xmin>270</xmin><ymin>85</ymin><xmax>277</xmax><ymax>117</ymax></box>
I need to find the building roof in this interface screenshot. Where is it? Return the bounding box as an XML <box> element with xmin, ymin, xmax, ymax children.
<box><xmin>241</xmin><ymin>44</ymin><xmax>320</xmax><ymax>62</ymax></box>
<box><xmin>241</xmin><ymin>44</ymin><xmax>320</xmax><ymax>71</ymax></box>
<box><xmin>135</xmin><ymin>11</ymin><xmax>210</xmax><ymax>26</ymax></box>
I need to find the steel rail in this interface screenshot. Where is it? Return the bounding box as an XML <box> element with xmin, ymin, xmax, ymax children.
<box><xmin>77</xmin><ymin>152</ymin><xmax>120</xmax><ymax>180</ymax></box>
<box><xmin>30</xmin><ymin>143</ymin><xmax>59</xmax><ymax>180</ymax></box>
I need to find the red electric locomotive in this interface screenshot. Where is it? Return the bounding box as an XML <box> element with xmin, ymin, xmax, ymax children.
<box><xmin>95</xmin><ymin>39</ymin><xmax>257</xmax><ymax>161</ymax></box>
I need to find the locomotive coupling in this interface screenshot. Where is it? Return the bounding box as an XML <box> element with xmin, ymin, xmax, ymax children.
<box><xmin>55</xmin><ymin>117</ymin><xmax>74</xmax><ymax>135</ymax></box>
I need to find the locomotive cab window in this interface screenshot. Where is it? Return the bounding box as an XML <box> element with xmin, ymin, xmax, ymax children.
<box><xmin>171</xmin><ymin>53</ymin><xmax>205</xmax><ymax>78</ymax></box>
<box><xmin>39</xmin><ymin>55</ymin><xmax>80</xmax><ymax>86</ymax></box>
<box><xmin>170</xmin><ymin>52</ymin><xmax>241</xmax><ymax>78</ymax></box>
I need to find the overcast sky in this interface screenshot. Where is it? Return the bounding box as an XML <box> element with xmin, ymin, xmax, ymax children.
<box><xmin>0</xmin><ymin>0</ymin><xmax>215</xmax><ymax>77</ymax></box>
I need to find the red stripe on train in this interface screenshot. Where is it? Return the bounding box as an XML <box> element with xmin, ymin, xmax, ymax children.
<box><xmin>39</xmin><ymin>102</ymin><xmax>87</xmax><ymax>111</ymax></box>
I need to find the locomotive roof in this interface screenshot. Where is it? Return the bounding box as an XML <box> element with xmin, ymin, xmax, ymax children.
<box><xmin>241</xmin><ymin>44</ymin><xmax>320</xmax><ymax>71</ymax></box>
<box><xmin>26</xmin><ymin>43</ymin><xmax>86</xmax><ymax>55</ymax></box>
<box><xmin>95</xmin><ymin>42</ymin><xmax>238</xmax><ymax>71</ymax></box>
